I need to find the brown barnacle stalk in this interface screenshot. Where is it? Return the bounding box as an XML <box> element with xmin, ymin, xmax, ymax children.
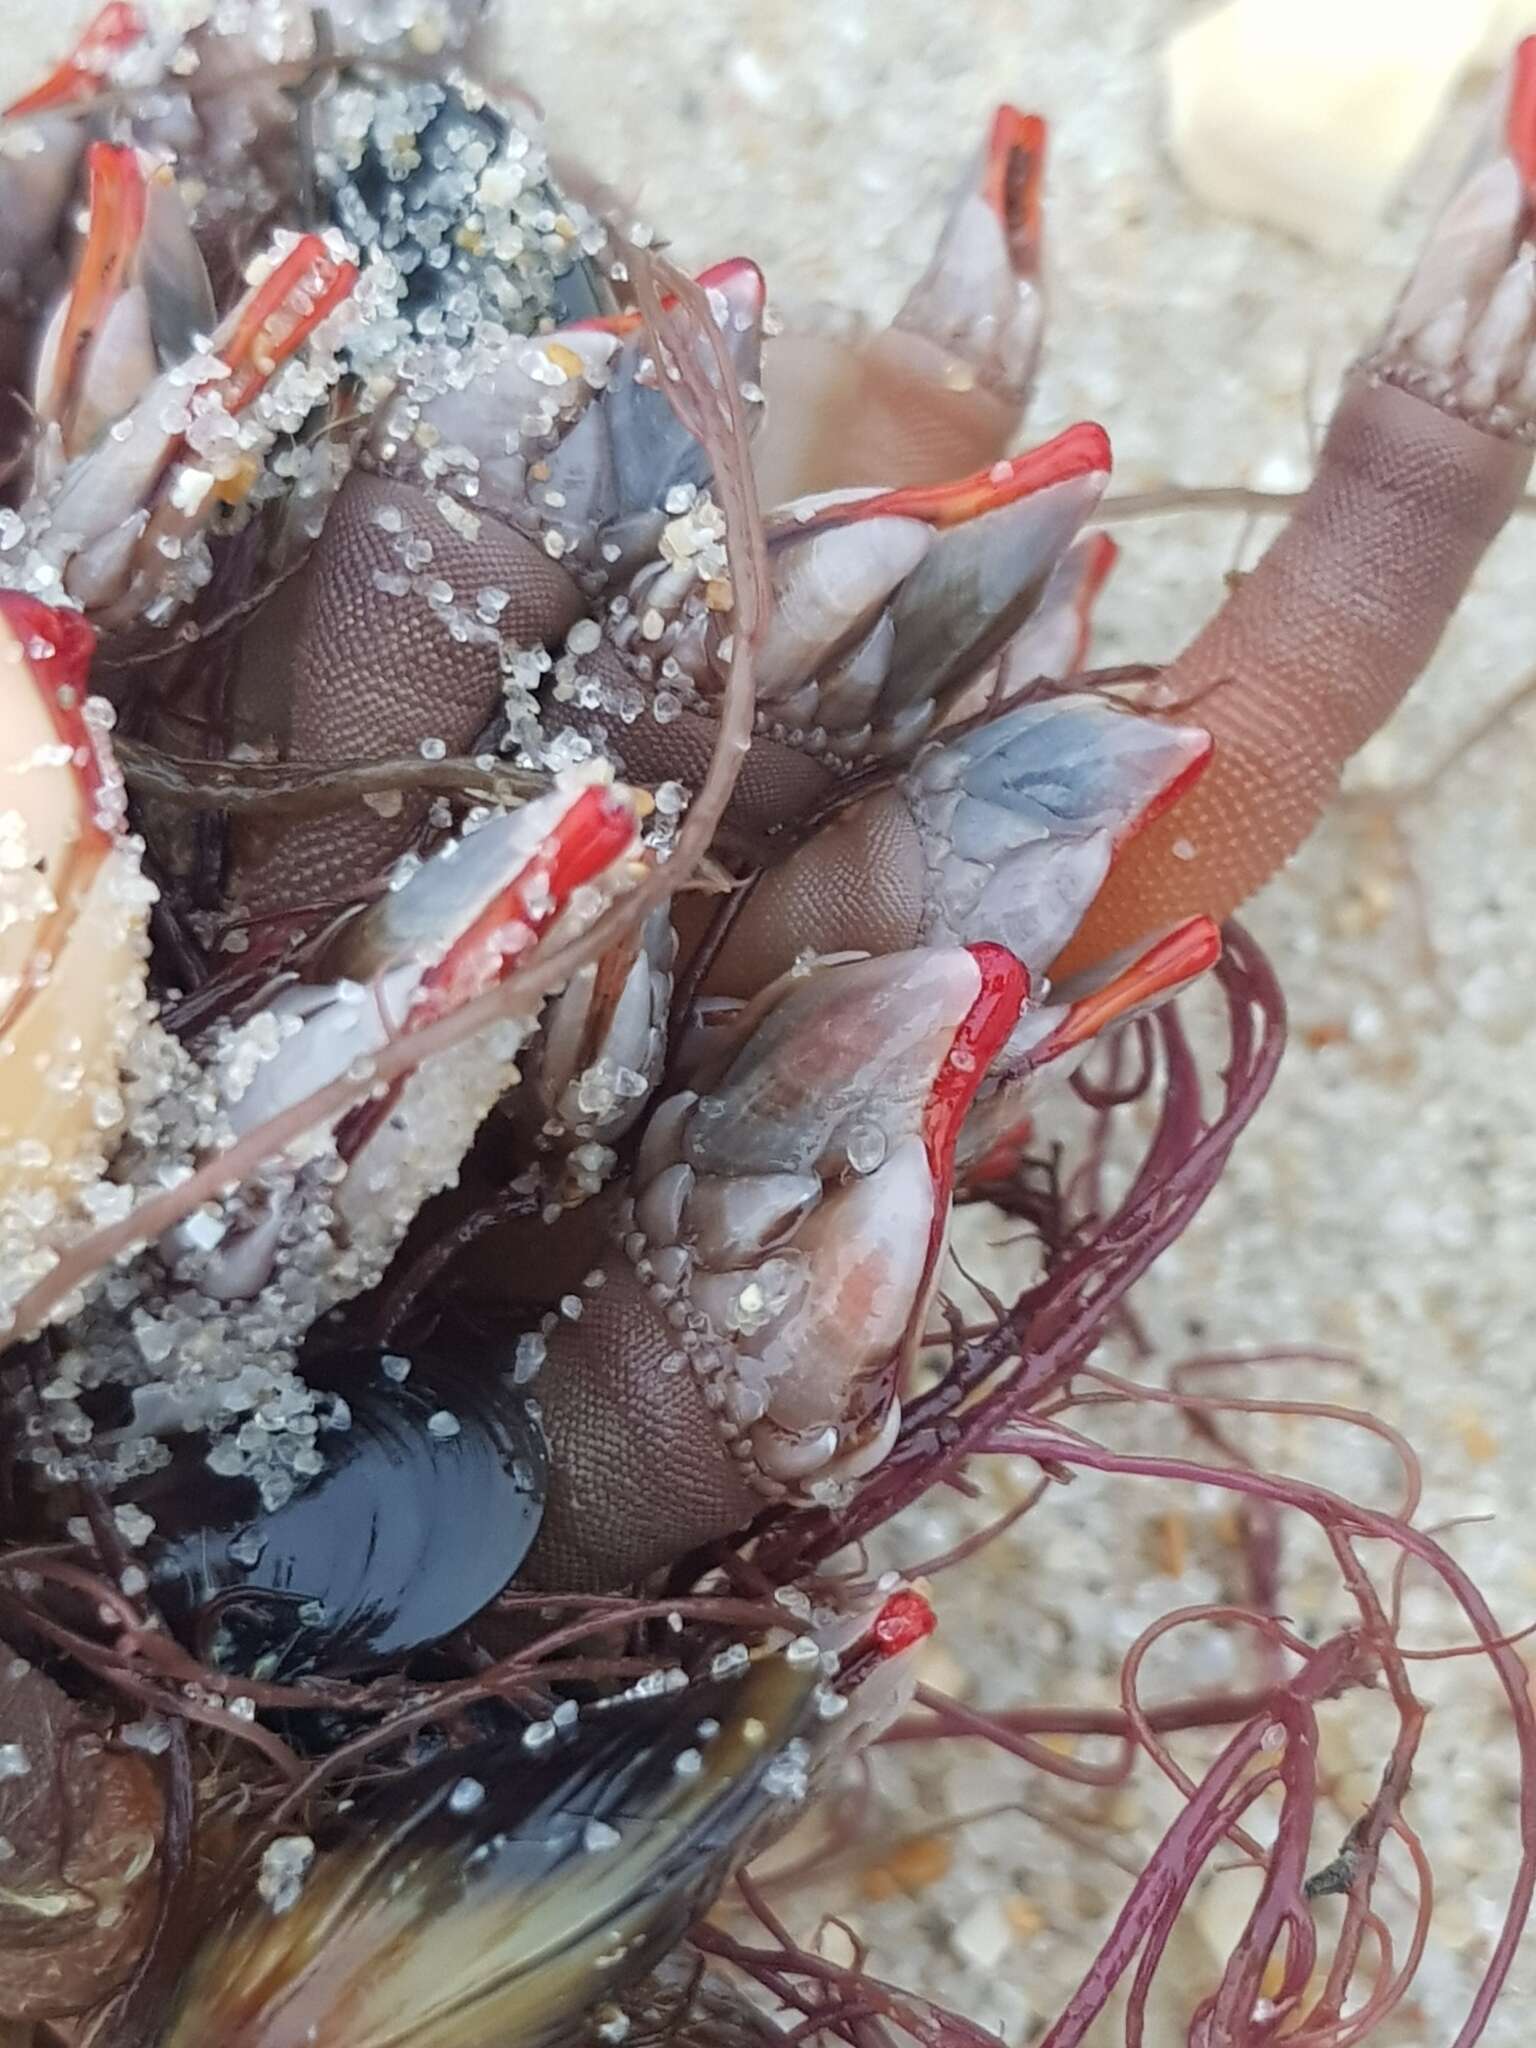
<box><xmin>1059</xmin><ymin>39</ymin><xmax>1536</xmax><ymax>974</ymax></box>
<box><xmin>0</xmin><ymin>595</ymin><xmax>152</xmax><ymax>1334</ymax></box>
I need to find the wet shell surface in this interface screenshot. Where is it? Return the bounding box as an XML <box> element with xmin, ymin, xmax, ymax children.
<box><xmin>158</xmin><ymin>1650</ymin><xmax>822</xmax><ymax>2048</ymax></box>
<box><xmin>53</xmin><ymin>1344</ymin><xmax>549</xmax><ymax>1679</ymax></box>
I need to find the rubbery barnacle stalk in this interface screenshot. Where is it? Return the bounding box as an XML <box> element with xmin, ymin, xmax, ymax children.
<box><xmin>0</xmin><ymin>11</ymin><xmax>1531</xmax><ymax>2048</ymax></box>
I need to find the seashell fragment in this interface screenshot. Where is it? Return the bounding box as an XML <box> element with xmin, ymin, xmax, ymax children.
<box><xmin>1166</xmin><ymin>0</ymin><xmax>1520</xmax><ymax>256</ymax></box>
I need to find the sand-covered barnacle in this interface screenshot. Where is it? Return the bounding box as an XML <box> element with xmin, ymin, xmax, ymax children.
<box><xmin>0</xmin><ymin>594</ymin><xmax>151</xmax><ymax>1332</ymax></box>
<box><xmin>15</xmin><ymin>141</ymin><xmax>358</xmax><ymax>632</ymax></box>
<box><xmin>519</xmin><ymin>943</ymin><xmax>1027</xmax><ymax>1593</ymax></box>
<box><xmin>320</xmin><ymin>64</ymin><xmax>619</xmax><ymax>341</ymax></box>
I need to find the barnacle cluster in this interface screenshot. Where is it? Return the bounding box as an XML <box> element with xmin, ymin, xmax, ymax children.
<box><xmin>0</xmin><ymin>7</ymin><xmax>1533</xmax><ymax>2047</ymax></box>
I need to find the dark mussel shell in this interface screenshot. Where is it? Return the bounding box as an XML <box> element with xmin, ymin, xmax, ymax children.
<box><xmin>158</xmin><ymin>1650</ymin><xmax>821</xmax><ymax>2048</ymax></box>
<box><xmin>322</xmin><ymin>73</ymin><xmax>616</xmax><ymax>333</ymax></box>
<box><xmin>127</xmin><ymin>1345</ymin><xmax>547</xmax><ymax>1680</ymax></box>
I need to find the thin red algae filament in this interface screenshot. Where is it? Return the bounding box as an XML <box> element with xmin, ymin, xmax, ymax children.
<box><xmin>5</xmin><ymin>806</ymin><xmax>1529</xmax><ymax>2041</ymax></box>
<box><xmin>723</xmin><ymin>927</ymin><xmax>1533</xmax><ymax>2048</ymax></box>
<box><xmin>935</xmin><ymin>1428</ymin><xmax>1534</xmax><ymax>2048</ymax></box>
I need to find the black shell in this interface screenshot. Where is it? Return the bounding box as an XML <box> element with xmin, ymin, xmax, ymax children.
<box><xmin>131</xmin><ymin>1345</ymin><xmax>547</xmax><ymax>1679</ymax></box>
<box><xmin>158</xmin><ymin>1652</ymin><xmax>821</xmax><ymax>2048</ymax></box>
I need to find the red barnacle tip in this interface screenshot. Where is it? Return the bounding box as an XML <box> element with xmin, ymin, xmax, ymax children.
<box><xmin>528</xmin><ymin>784</ymin><xmax>642</xmax><ymax>913</ymax></box>
<box><xmin>48</xmin><ymin>143</ymin><xmax>148</xmax><ymax>422</ymax></box>
<box><xmin>407</xmin><ymin>786</ymin><xmax>638</xmax><ymax>1024</ymax></box>
<box><xmin>1508</xmin><ymin>38</ymin><xmax>1536</xmax><ymax>201</ymax></box>
<box><xmin>922</xmin><ymin>943</ymin><xmax>1028</xmax><ymax>1247</ymax></box>
<box><xmin>924</xmin><ymin>943</ymin><xmax>1027</xmax><ymax>1164</ymax></box>
<box><xmin>1046</xmin><ymin>915</ymin><xmax>1222</xmax><ymax>1059</ymax></box>
<box><xmin>984</xmin><ymin>106</ymin><xmax>1047</xmax><ymax>272</ymax></box>
<box><xmin>220</xmin><ymin>236</ymin><xmax>359</xmax><ymax>414</ymax></box>
<box><xmin>1078</xmin><ymin>529</ymin><xmax>1119</xmax><ymax>612</ymax></box>
<box><xmin>85</xmin><ymin>136</ymin><xmax>145</xmax><ymax>189</ymax></box>
<box><xmin>971</xmin><ymin>420</ymin><xmax>1112</xmax><ymax>508</ymax></box>
<box><xmin>4</xmin><ymin>1</ymin><xmax>147</xmax><ymax>117</ymax></box>
<box><xmin>860</xmin><ymin>421</ymin><xmax>1112</xmax><ymax>531</ymax></box>
<box><xmin>695</xmin><ymin>256</ymin><xmax>767</xmax><ymax>318</ymax></box>
<box><xmin>0</xmin><ymin>593</ymin><xmax>112</xmax><ymax>846</ymax></box>
<box><xmin>82</xmin><ymin>142</ymin><xmax>150</xmax><ymax>286</ymax></box>
<box><xmin>873</xmin><ymin>1589</ymin><xmax>937</xmax><ymax>1659</ymax></box>
<box><xmin>1114</xmin><ymin>721</ymin><xmax>1214</xmax><ymax>851</ymax></box>
<box><xmin>0</xmin><ymin>591</ymin><xmax>98</xmax><ymax>688</ymax></box>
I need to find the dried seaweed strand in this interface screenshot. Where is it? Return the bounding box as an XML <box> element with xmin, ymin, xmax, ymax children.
<box><xmin>116</xmin><ymin>737</ymin><xmax>549</xmax><ymax>813</ymax></box>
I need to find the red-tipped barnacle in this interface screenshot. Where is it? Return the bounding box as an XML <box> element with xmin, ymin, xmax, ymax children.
<box><xmin>31</xmin><ymin>141</ymin><xmax>216</xmax><ymax>479</ymax></box>
<box><xmin>156</xmin><ymin>1648</ymin><xmax>825</xmax><ymax>2048</ymax></box>
<box><xmin>574</xmin><ymin>425</ymin><xmax>1111</xmax><ymax>871</ymax></box>
<box><xmin>0</xmin><ymin>10</ymin><xmax>151</xmax><ymax>394</ymax></box>
<box><xmin>17</xmin><ymin>182</ymin><xmax>357</xmax><ymax>631</ymax></box>
<box><xmin>757</xmin><ymin>104</ymin><xmax>1050</xmax><ymax>502</ymax></box>
<box><xmin>890</xmin><ymin>105</ymin><xmax>1048</xmax><ymax>403</ymax></box>
<box><xmin>768</xmin><ymin>422</ymin><xmax>1112</xmax><ymax>755</ymax></box>
<box><xmin>1368</xmin><ymin>37</ymin><xmax>1536</xmax><ymax>433</ymax></box>
<box><xmin>0</xmin><ymin>594</ymin><xmax>150</xmax><ymax>1333</ymax></box>
<box><xmin>224</xmin><ymin>281</ymin><xmax>707</xmax><ymax>918</ymax></box>
<box><xmin>178</xmin><ymin>777</ymin><xmax>644</xmax><ymax>1309</ymax></box>
<box><xmin>521</xmin><ymin>943</ymin><xmax>1025</xmax><ymax>1592</ymax></box>
<box><xmin>215</xmin><ymin>212</ymin><xmax>700</xmax><ymax>915</ymax></box>
<box><xmin>956</xmin><ymin>915</ymin><xmax>1222</xmax><ymax>1195</ymax></box>
<box><xmin>703</xmin><ymin>689</ymin><xmax>1209</xmax><ymax>999</ymax></box>
<box><xmin>1063</xmin><ymin>38</ymin><xmax>1536</xmax><ymax>971</ymax></box>
<box><xmin>376</xmin><ymin>257</ymin><xmax>764</xmax><ymax>574</ymax></box>
<box><xmin>540</xmin><ymin>258</ymin><xmax>766</xmax><ymax>571</ymax></box>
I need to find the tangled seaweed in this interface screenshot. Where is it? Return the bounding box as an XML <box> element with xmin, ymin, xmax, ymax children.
<box><xmin>695</xmin><ymin>934</ymin><xmax>1536</xmax><ymax>2048</ymax></box>
<box><xmin>7</xmin><ymin>909</ymin><xmax>1530</xmax><ymax>2047</ymax></box>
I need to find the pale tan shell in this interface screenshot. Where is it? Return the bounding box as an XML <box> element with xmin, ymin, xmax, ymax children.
<box><xmin>0</xmin><ymin>612</ymin><xmax>150</xmax><ymax>1326</ymax></box>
